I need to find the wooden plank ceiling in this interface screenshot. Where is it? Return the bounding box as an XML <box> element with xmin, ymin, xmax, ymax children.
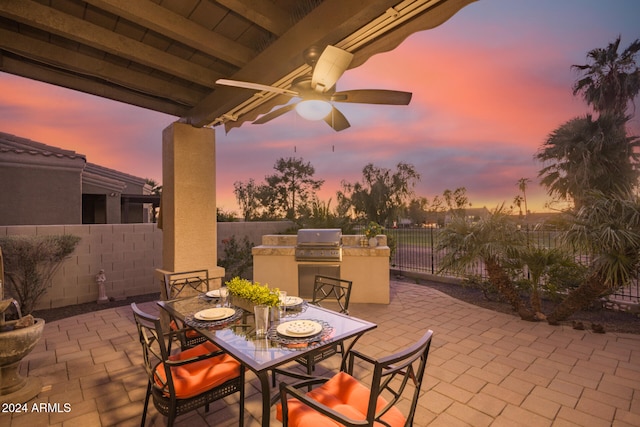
<box><xmin>0</xmin><ymin>0</ymin><xmax>475</xmax><ymax>132</ymax></box>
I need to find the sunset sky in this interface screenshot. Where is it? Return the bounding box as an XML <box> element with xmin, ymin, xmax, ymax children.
<box><xmin>1</xmin><ymin>0</ymin><xmax>639</xmax><ymax>216</ymax></box>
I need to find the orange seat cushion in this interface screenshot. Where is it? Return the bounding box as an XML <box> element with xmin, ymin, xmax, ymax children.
<box><xmin>154</xmin><ymin>341</ymin><xmax>240</xmax><ymax>399</ymax></box>
<box><xmin>277</xmin><ymin>371</ymin><xmax>406</xmax><ymax>427</ymax></box>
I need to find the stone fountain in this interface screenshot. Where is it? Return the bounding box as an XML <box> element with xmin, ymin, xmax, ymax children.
<box><xmin>0</xmin><ymin>247</ymin><xmax>45</xmax><ymax>404</ymax></box>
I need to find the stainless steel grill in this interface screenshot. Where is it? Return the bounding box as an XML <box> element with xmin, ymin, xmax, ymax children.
<box><xmin>295</xmin><ymin>229</ymin><xmax>342</xmax><ymax>262</ymax></box>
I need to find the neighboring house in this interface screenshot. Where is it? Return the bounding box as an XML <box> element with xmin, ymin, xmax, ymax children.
<box><xmin>0</xmin><ymin>132</ymin><xmax>158</xmax><ymax>225</ymax></box>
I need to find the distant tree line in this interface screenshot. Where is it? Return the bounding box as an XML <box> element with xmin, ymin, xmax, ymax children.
<box><xmin>232</xmin><ymin>157</ymin><xmax>481</xmax><ymax>228</ymax></box>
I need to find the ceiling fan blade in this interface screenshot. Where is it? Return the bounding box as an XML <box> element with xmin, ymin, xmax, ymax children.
<box><xmin>323</xmin><ymin>107</ymin><xmax>350</xmax><ymax>132</ymax></box>
<box><xmin>252</xmin><ymin>103</ymin><xmax>298</xmax><ymax>124</ymax></box>
<box><xmin>216</xmin><ymin>79</ymin><xmax>298</xmax><ymax>96</ymax></box>
<box><xmin>311</xmin><ymin>45</ymin><xmax>353</xmax><ymax>93</ymax></box>
<box><xmin>331</xmin><ymin>89</ymin><xmax>412</xmax><ymax>105</ymax></box>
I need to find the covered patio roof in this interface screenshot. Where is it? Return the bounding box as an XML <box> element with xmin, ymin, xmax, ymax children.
<box><xmin>0</xmin><ymin>0</ymin><xmax>475</xmax><ymax>132</ymax></box>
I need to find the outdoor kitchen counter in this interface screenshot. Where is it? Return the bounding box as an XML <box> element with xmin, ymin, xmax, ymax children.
<box><xmin>252</xmin><ymin>234</ymin><xmax>390</xmax><ymax>304</ymax></box>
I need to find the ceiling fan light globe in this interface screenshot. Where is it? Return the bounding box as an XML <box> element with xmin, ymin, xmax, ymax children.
<box><xmin>295</xmin><ymin>100</ymin><xmax>332</xmax><ymax>121</ymax></box>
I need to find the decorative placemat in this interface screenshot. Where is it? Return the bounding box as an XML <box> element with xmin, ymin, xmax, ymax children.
<box><xmin>199</xmin><ymin>293</ymin><xmax>219</xmax><ymax>301</ymax></box>
<box><xmin>267</xmin><ymin>319</ymin><xmax>333</xmax><ymax>351</ymax></box>
<box><xmin>283</xmin><ymin>296</ymin><xmax>304</xmax><ymax>307</ymax></box>
<box><xmin>278</xmin><ymin>301</ymin><xmax>308</xmax><ymax>318</ymax></box>
<box><xmin>184</xmin><ymin>306</ymin><xmax>243</xmax><ymax>328</ymax></box>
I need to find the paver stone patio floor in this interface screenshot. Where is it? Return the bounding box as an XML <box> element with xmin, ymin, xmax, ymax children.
<box><xmin>2</xmin><ymin>280</ymin><xmax>639</xmax><ymax>426</ymax></box>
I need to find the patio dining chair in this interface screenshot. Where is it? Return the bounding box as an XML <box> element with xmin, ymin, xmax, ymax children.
<box><xmin>298</xmin><ymin>275</ymin><xmax>353</xmax><ymax>372</ymax></box>
<box><xmin>311</xmin><ymin>275</ymin><xmax>353</xmax><ymax>315</ymax></box>
<box><xmin>164</xmin><ymin>269</ymin><xmax>211</xmax><ymax>348</ymax></box>
<box><xmin>277</xmin><ymin>329</ymin><xmax>433</xmax><ymax>427</ymax></box>
<box><xmin>164</xmin><ymin>269</ymin><xmax>211</xmax><ymax>299</ymax></box>
<box><xmin>131</xmin><ymin>303</ymin><xmax>245</xmax><ymax>427</ymax></box>
<box><xmin>273</xmin><ymin>275</ymin><xmax>353</xmax><ymax>387</ymax></box>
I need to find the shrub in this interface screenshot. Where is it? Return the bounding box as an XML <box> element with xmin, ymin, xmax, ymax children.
<box><xmin>544</xmin><ymin>261</ymin><xmax>588</xmax><ymax>302</ymax></box>
<box><xmin>218</xmin><ymin>235</ymin><xmax>254</xmax><ymax>281</ymax></box>
<box><xmin>463</xmin><ymin>274</ymin><xmax>504</xmax><ymax>302</ymax></box>
<box><xmin>1</xmin><ymin>234</ymin><xmax>81</xmax><ymax>315</ymax></box>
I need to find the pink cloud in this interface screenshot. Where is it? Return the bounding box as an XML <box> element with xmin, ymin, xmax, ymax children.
<box><xmin>0</xmin><ymin>73</ymin><xmax>171</xmax><ymax>182</ymax></box>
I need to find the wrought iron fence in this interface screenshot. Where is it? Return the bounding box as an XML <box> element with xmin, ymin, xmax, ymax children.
<box><xmin>386</xmin><ymin>227</ymin><xmax>640</xmax><ymax>304</ymax></box>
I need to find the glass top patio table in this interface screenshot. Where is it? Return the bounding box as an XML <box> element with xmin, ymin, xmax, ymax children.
<box><xmin>158</xmin><ymin>296</ymin><xmax>376</xmax><ymax>370</ymax></box>
<box><xmin>157</xmin><ymin>296</ymin><xmax>377</xmax><ymax>427</ymax></box>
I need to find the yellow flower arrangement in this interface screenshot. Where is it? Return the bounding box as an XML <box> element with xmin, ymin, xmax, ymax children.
<box><xmin>225</xmin><ymin>277</ymin><xmax>280</xmax><ymax>307</ymax></box>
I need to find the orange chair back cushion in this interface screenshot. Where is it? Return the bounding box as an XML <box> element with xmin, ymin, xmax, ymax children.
<box><xmin>277</xmin><ymin>371</ymin><xmax>406</xmax><ymax>427</ymax></box>
<box><xmin>154</xmin><ymin>341</ymin><xmax>240</xmax><ymax>399</ymax></box>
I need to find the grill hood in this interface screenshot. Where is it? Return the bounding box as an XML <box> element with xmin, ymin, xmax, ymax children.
<box><xmin>295</xmin><ymin>229</ymin><xmax>342</xmax><ymax>262</ymax></box>
<box><xmin>296</xmin><ymin>229</ymin><xmax>342</xmax><ymax>246</ymax></box>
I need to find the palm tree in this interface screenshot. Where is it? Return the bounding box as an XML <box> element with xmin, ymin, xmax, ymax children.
<box><xmin>513</xmin><ymin>195</ymin><xmax>524</xmax><ymax>218</ymax></box>
<box><xmin>538</xmin><ymin>38</ymin><xmax>640</xmax><ymax>210</ymax></box>
<box><xmin>536</xmin><ymin>114</ymin><xmax>639</xmax><ymax>210</ymax></box>
<box><xmin>547</xmin><ymin>192</ymin><xmax>640</xmax><ymax>324</ymax></box>
<box><xmin>516</xmin><ymin>178</ymin><xmax>530</xmax><ymax>217</ymax></box>
<box><xmin>144</xmin><ymin>178</ymin><xmax>162</xmax><ymax>196</ymax></box>
<box><xmin>518</xmin><ymin>246</ymin><xmax>568</xmax><ymax>316</ymax></box>
<box><xmin>572</xmin><ymin>36</ymin><xmax>640</xmax><ymax>116</ymax></box>
<box><xmin>437</xmin><ymin>205</ymin><xmax>534</xmax><ymax>320</ymax></box>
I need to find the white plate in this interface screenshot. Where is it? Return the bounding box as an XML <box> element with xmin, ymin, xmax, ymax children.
<box><xmin>194</xmin><ymin>307</ymin><xmax>235</xmax><ymax>321</ymax></box>
<box><xmin>277</xmin><ymin>320</ymin><xmax>322</xmax><ymax>337</ymax></box>
<box><xmin>283</xmin><ymin>296</ymin><xmax>303</xmax><ymax>307</ymax></box>
<box><xmin>205</xmin><ymin>289</ymin><xmax>221</xmax><ymax>298</ymax></box>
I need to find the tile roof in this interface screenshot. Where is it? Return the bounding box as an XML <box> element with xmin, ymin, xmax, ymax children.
<box><xmin>0</xmin><ymin>131</ymin><xmax>86</xmax><ymax>161</ymax></box>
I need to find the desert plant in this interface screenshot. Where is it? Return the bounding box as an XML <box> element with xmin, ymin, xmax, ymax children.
<box><xmin>0</xmin><ymin>234</ymin><xmax>81</xmax><ymax>315</ymax></box>
<box><xmin>517</xmin><ymin>246</ymin><xmax>569</xmax><ymax>315</ymax></box>
<box><xmin>463</xmin><ymin>274</ymin><xmax>503</xmax><ymax>302</ymax></box>
<box><xmin>544</xmin><ymin>261</ymin><xmax>588</xmax><ymax>302</ymax></box>
<box><xmin>218</xmin><ymin>235</ymin><xmax>254</xmax><ymax>281</ymax></box>
<box><xmin>547</xmin><ymin>193</ymin><xmax>640</xmax><ymax>324</ymax></box>
<box><xmin>437</xmin><ymin>205</ymin><xmax>535</xmax><ymax>320</ymax></box>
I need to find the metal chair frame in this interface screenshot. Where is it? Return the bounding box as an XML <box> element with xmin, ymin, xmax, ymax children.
<box><xmin>280</xmin><ymin>330</ymin><xmax>434</xmax><ymax>427</ymax></box>
<box><xmin>299</xmin><ymin>275</ymin><xmax>353</xmax><ymax>373</ymax></box>
<box><xmin>164</xmin><ymin>269</ymin><xmax>211</xmax><ymax>348</ymax></box>
<box><xmin>164</xmin><ymin>269</ymin><xmax>211</xmax><ymax>300</ymax></box>
<box><xmin>132</xmin><ymin>303</ymin><xmax>245</xmax><ymax>427</ymax></box>
<box><xmin>311</xmin><ymin>275</ymin><xmax>353</xmax><ymax>315</ymax></box>
<box><xmin>271</xmin><ymin>275</ymin><xmax>354</xmax><ymax>387</ymax></box>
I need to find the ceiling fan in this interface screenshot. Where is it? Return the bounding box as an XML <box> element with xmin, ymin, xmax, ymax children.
<box><xmin>216</xmin><ymin>45</ymin><xmax>412</xmax><ymax>131</ymax></box>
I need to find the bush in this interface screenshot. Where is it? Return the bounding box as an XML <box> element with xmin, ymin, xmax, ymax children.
<box><xmin>218</xmin><ymin>235</ymin><xmax>254</xmax><ymax>281</ymax></box>
<box><xmin>463</xmin><ymin>274</ymin><xmax>504</xmax><ymax>302</ymax></box>
<box><xmin>1</xmin><ymin>234</ymin><xmax>81</xmax><ymax>315</ymax></box>
<box><xmin>544</xmin><ymin>261</ymin><xmax>588</xmax><ymax>302</ymax></box>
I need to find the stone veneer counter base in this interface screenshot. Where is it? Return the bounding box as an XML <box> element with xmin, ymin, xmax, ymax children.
<box><xmin>252</xmin><ymin>234</ymin><xmax>390</xmax><ymax>304</ymax></box>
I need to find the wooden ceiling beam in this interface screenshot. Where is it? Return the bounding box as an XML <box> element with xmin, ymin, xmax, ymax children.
<box><xmin>83</xmin><ymin>0</ymin><xmax>255</xmax><ymax>67</ymax></box>
<box><xmin>0</xmin><ymin>0</ymin><xmax>223</xmax><ymax>88</ymax></box>
<box><xmin>215</xmin><ymin>0</ymin><xmax>290</xmax><ymax>36</ymax></box>
<box><xmin>0</xmin><ymin>28</ymin><xmax>204</xmax><ymax>108</ymax></box>
<box><xmin>0</xmin><ymin>56</ymin><xmax>189</xmax><ymax>116</ymax></box>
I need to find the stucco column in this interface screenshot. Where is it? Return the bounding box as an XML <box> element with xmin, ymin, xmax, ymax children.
<box><xmin>157</xmin><ymin>122</ymin><xmax>224</xmax><ymax>285</ymax></box>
